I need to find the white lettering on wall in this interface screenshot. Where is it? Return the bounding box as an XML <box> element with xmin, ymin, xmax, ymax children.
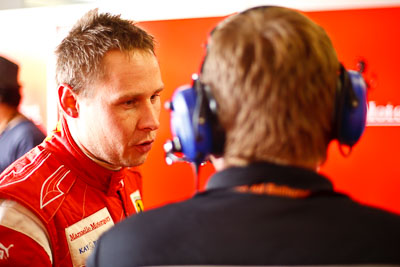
<box><xmin>367</xmin><ymin>101</ymin><xmax>400</xmax><ymax>126</ymax></box>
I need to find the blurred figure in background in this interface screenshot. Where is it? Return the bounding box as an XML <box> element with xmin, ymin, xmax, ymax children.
<box><xmin>0</xmin><ymin>55</ymin><xmax>45</xmax><ymax>173</ymax></box>
<box><xmin>0</xmin><ymin>8</ymin><xmax>163</xmax><ymax>267</ymax></box>
<box><xmin>87</xmin><ymin>6</ymin><xmax>400</xmax><ymax>267</ymax></box>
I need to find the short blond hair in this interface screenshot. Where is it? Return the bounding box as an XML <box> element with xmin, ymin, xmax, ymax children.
<box><xmin>202</xmin><ymin>6</ymin><xmax>339</xmax><ymax>167</ymax></box>
<box><xmin>55</xmin><ymin>9</ymin><xmax>155</xmax><ymax>96</ymax></box>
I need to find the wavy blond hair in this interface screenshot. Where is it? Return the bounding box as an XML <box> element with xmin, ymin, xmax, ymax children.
<box><xmin>202</xmin><ymin>6</ymin><xmax>339</xmax><ymax>168</ymax></box>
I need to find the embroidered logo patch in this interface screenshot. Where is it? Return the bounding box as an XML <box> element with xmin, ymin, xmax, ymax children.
<box><xmin>130</xmin><ymin>190</ymin><xmax>144</xmax><ymax>213</ymax></box>
<box><xmin>0</xmin><ymin>242</ymin><xmax>14</xmax><ymax>260</ymax></box>
<box><xmin>40</xmin><ymin>165</ymin><xmax>70</xmax><ymax>209</ymax></box>
<box><xmin>65</xmin><ymin>207</ymin><xmax>114</xmax><ymax>266</ymax></box>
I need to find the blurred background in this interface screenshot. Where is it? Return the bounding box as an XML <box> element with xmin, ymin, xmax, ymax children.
<box><xmin>1</xmin><ymin>0</ymin><xmax>399</xmax><ymax>213</ymax></box>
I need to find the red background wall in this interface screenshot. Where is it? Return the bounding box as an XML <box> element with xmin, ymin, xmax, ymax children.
<box><xmin>137</xmin><ymin>7</ymin><xmax>400</xmax><ymax>214</ymax></box>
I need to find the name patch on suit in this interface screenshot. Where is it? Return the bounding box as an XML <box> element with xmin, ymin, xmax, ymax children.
<box><xmin>65</xmin><ymin>207</ymin><xmax>114</xmax><ymax>266</ymax></box>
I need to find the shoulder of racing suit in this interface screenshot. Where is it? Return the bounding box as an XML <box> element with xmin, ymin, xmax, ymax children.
<box><xmin>0</xmin><ymin>145</ymin><xmax>77</xmax><ymax>224</ymax></box>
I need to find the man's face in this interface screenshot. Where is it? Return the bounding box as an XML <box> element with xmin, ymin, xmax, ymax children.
<box><xmin>75</xmin><ymin>50</ymin><xmax>164</xmax><ymax>167</ymax></box>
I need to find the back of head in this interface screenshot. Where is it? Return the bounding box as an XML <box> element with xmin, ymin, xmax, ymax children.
<box><xmin>201</xmin><ymin>6</ymin><xmax>339</xmax><ymax>168</ymax></box>
<box><xmin>0</xmin><ymin>56</ymin><xmax>21</xmax><ymax>107</ymax></box>
<box><xmin>55</xmin><ymin>9</ymin><xmax>155</xmax><ymax>96</ymax></box>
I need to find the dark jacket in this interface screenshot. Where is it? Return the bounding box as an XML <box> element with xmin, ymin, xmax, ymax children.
<box><xmin>87</xmin><ymin>162</ymin><xmax>400</xmax><ymax>267</ymax></box>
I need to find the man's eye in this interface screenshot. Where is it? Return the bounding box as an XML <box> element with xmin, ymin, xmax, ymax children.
<box><xmin>123</xmin><ymin>99</ymin><xmax>138</xmax><ymax>107</ymax></box>
<box><xmin>151</xmin><ymin>94</ymin><xmax>160</xmax><ymax>101</ymax></box>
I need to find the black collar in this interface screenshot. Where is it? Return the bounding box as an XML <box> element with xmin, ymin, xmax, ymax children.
<box><xmin>206</xmin><ymin>161</ymin><xmax>333</xmax><ymax>193</ymax></box>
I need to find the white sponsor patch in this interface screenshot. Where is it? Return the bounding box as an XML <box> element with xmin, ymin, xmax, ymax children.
<box><xmin>130</xmin><ymin>190</ymin><xmax>144</xmax><ymax>213</ymax></box>
<box><xmin>65</xmin><ymin>208</ymin><xmax>114</xmax><ymax>267</ymax></box>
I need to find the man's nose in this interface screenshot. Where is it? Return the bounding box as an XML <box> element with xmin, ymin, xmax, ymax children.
<box><xmin>138</xmin><ymin>102</ymin><xmax>160</xmax><ymax>131</ymax></box>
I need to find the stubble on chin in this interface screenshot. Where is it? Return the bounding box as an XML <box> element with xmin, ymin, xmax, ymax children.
<box><xmin>119</xmin><ymin>152</ymin><xmax>149</xmax><ymax>168</ymax></box>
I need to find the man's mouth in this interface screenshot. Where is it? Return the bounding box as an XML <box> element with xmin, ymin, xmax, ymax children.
<box><xmin>134</xmin><ymin>140</ymin><xmax>154</xmax><ymax>153</ymax></box>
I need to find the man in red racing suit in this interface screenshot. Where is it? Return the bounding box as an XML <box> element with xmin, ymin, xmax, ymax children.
<box><xmin>0</xmin><ymin>116</ymin><xmax>143</xmax><ymax>266</ymax></box>
<box><xmin>0</xmin><ymin>9</ymin><xmax>162</xmax><ymax>267</ymax></box>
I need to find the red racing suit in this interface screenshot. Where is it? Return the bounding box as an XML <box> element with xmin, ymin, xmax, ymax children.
<box><xmin>0</xmin><ymin>117</ymin><xmax>144</xmax><ymax>267</ymax></box>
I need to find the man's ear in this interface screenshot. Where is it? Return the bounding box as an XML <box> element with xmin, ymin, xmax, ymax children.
<box><xmin>58</xmin><ymin>84</ymin><xmax>79</xmax><ymax>118</ymax></box>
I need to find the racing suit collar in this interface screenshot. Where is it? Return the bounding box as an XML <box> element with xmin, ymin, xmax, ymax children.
<box><xmin>46</xmin><ymin>116</ymin><xmax>127</xmax><ymax>195</ymax></box>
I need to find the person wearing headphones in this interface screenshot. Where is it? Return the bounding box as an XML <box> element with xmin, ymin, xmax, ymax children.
<box><xmin>0</xmin><ymin>55</ymin><xmax>46</xmax><ymax>173</ymax></box>
<box><xmin>0</xmin><ymin>9</ymin><xmax>163</xmax><ymax>267</ymax></box>
<box><xmin>87</xmin><ymin>6</ymin><xmax>400</xmax><ymax>267</ymax></box>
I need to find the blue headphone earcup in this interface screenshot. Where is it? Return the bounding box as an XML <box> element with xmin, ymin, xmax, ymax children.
<box><xmin>336</xmin><ymin>70</ymin><xmax>367</xmax><ymax>146</ymax></box>
<box><xmin>170</xmin><ymin>85</ymin><xmax>214</xmax><ymax>164</ymax></box>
